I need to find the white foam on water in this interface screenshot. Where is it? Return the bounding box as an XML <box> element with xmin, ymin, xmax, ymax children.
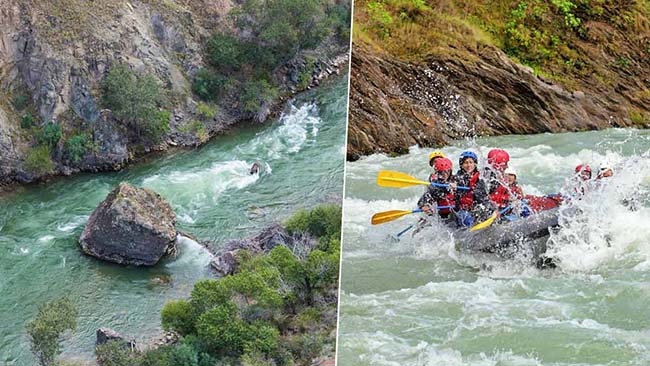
<box><xmin>38</xmin><ymin>235</ymin><xmax>55</xmax><ymax>243</ymax></box>
<box><xmin>246</xmin><ymin>102</ymin><xmax>321</xmax><ymax>160</ymax></box>
<box><xmin>165</xmin><ymin>235</ymin><xmax>214</xmax><ymax>269</ymax></box>
<box><xmin>178</xmin><ymin>213</ymin><xmax>195</xmax><ymax>224</ymax></box>
<box><xmin>56</xmin><ymin>215</ymin><xmax>88</xmax><ymax>232</ymax></box>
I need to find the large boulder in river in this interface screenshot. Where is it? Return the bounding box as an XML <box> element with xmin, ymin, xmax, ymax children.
<box><xmin>79</xmin><ymin>183</ymin><xmax>177</xmax><ymax>266</ymax></box>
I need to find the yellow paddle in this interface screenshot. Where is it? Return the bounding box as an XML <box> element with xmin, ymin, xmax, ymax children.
<box><xmin>377</xmin><ymin>170</ymin><xmax>430</xmax><ymax>188</ymax></box>
<box><xmin>377</xmin><ymin>170</ymin><xmax>470</xmax><ymax>190</ymax></box>
<box><xmin>469</xmin><ymin>205</ymin><xmax>510</xmax><ymax>231</ymax></box>
<box><xmin>469</xmin><ymin>212</ymin><xmax>497</xmax><ymax>231</ymax></box>
<box><xmin>371</xmin><ymin>209</ymin><xmax>423</xmax><ymax>225</ymax></box>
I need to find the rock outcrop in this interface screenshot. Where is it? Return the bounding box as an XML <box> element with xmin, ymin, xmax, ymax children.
<box><xmin>211</xmin><ymin>223</ymin><xmax>316</xmax><ymax>275</ymax></box>
<box><xmin>96</xmin><ymin>328</ymin><xmax>137</xmax><ymax>351</ymax></box>
<box><xmin>79</xmin><ymin>182</ymin><xmax>177</xmax><ymax>266</ymax></box>
<box><xmin>347</xmin><ymin>41</ymin><xmax>650</xmax><ymax>160</ymax></box>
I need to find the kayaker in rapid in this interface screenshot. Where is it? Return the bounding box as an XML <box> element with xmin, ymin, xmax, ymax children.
<box><xmin>485</xmin><ymin>148</ymin><xmax>511</xmax><ymax>211</ymax></box>
<box><xmin>455</xmin><ymin>151</ymin><xmax>494</xmax><ymax>227</ymax></box>
<box><xmin>427</xmin><ymin>151</ymin><xmax>447</xmax><ymax>182</ymax></box>
<box><xmin>418</xmin><ymin>157</ymin><xmax>456</xmax><ymax>221</ymax></box>
<box><xmin>250</xmin><ymin>161</ymin><xmax>261</xmax><ymax>175</ymax></box>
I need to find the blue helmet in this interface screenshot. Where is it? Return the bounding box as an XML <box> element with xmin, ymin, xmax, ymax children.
<box><xmin>459</xmin><ymin>151</ymin><xmax>478</xmax><ymax>165</ymax></box>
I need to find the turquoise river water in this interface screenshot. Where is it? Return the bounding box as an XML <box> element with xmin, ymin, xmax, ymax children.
<box><xmin>0</xmin><ymin>76</ymin><xmax>347</xmax><ymax>365</ymax></box>
<box><xmin>338</xmin><ymin>129</ymin><xmax>650</xmax><ymax>366</ymax></box>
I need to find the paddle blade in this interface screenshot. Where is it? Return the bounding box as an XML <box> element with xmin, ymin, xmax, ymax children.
<box><xmin>469</xmin><ymin>212</ymin><xmax>498</xmax><ymax>232</ymax></box>
<box><xmin>377</xmin><ymin>170</ymin><xmax>429</xmax><ymax>188</ymax></box>
<box><xmin>371</xmin><ymin>210</ymin><xmax>414</xmax><ymax>225</ymax></box>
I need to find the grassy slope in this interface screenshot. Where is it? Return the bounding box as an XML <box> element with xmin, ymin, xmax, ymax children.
<box><xmin>354</xmin><ymin>0</ymin><xmax>650</xmax><ymax>122</ymax></box>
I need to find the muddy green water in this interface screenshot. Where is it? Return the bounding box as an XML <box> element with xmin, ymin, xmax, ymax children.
<box><xmin>0</xmin><ymin>76</ymin><xmax>347</xmax><ymax>365</ymax></box>
<box><xmin>338</xmin><ymin>129</ymin><xmax>650</xmax><ymax>366</ymax></box>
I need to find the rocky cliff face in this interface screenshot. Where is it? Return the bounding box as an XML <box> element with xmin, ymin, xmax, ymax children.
<box><xmin>347</xmin><ymin>37</ymin><xmax>650</xmax><ymax>160</ymax></box>
<box><xmin>0</xmin><ymin>0</ymin><xmax>348</xmax><ymax>188</ymax></box>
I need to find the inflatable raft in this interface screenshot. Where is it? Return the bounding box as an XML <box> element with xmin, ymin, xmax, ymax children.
<box><xmin>454</xmin><ymin>195</ymin><xmax>568</xmax><ymax>258</ymax></box>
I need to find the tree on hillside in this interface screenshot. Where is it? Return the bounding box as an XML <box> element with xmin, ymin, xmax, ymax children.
<box><xmin>102</xmin><ymin>64</ymin><xmax>170</xmax><ymax>143</ymax></box>
<box><xmin>26</xmin><ymin>297</ymin><xmax>78</xmax><ymax>366</ymax></box>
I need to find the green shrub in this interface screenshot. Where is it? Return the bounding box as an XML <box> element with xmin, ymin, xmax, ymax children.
<box><xmin>37</xmin><ymin>122</ymin><xmax>63</xmax><ymax>147</ymax></box>
<box><xmin>21</xmin><ymin>113</ymin><xmax>35</xmax><ymax>129</ymax></box>
<box><xmin>206</xmin><ymin>33</ymin><xmax>243</xmax><ymax>70</ymax></box>
<box><xmin>192</xmin><ymin>69</ymin><xmax>227</xmax><ymax>101</ymax></box>
<box><xmin>64</xmin><ymin>134</ymin><xmax>90</xmax><ymax>163</ymax></box>
<box><xmin>95</xmin><ymin>340</ymin><xmax>139</xmax><ymax>366</ymax></box>
<box><xmin>13</xmin><ymin>94</ymin><xmax>29</xmax><ymax>110</ymax></box>
<box><xmin>196</xmin><ymin>302</ymin><xmax>248</xmax><ymax>356</ymax></box>
<box><xmin>102</xmin><ymin>64</ymin><xmax>168</xmax><ymax>143</ymax></box>
<box><xmin>161</xmin><ymin>300</ymin><xmax>195</xmax><ymax>335</ymax></box>
<box><xmin>180</xmin><ymin>120</ymin><xmax>208</xmax><ymax>141</ymax></box>
<box><xmin>367</xmin><ymin>1</ymin><xmax>394</xmax><ymax>38</ymax></box>
<box><xmin>240</xmin><ymin>80</ymin><xmax>278</xmax><ymax>114</ymax></box>
<box><xmin>26</xmin><ymin>297</ymin><xmax>78</xmax><ymax>366</ymax></box>
<box><xmin>25</xmin><ymin>145</ymin><xmax>54</xmax><ymax>175</ymax></box>
<box><xmin>284</xmin><ymin>204</ymin><xmax>342</xmax><ymax>238</ymax></box>
<box><xmin>196</xmin><ymin>102</ymin><xmax>217</xmax><ymax>119</ymax></box>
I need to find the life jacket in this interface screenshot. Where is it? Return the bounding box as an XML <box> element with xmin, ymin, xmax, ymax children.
<box><xmin>437</xmin><ymin>190</ymin><xmax>455</xmax><ymax>216</ymax></box>
<box><xmin>458</xmin><ymin>172</ymin><xmax>480</xmax><ymax>210</ymax></box>
<box><xmin>490</xmin><ymin>183</ymin><xmax>510</xmax><ymax>209</ymax></box>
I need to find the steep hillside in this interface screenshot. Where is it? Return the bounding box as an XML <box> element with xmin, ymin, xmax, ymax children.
<box><xmin>347</xmin><ymin>0</ymin><xmax>650</xmax><ymax>159</ymax></box>
<box><xmin>0</xmin><ymin>0</ymin><xmax>350</xmax><ymax>186</ymax></box>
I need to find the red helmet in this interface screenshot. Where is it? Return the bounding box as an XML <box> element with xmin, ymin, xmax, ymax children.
<box><xmin>575</xmin><ymin>164</ymin><xmax>592</xmax><ymax>173</ymax></box>
<box><xmin>434</xmin><ymin>157</ymin><xmax>453</xmax><ymax>172</ymax></box>
<box><xmin>487</xmin><ymin>149</ymin><xmax>510</xmax><ymax>166</ymax></box>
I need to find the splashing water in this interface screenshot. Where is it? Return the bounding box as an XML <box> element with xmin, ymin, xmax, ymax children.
<box><xmin>338</xmin><ymin>129</ymin><xmax>650</xmax><ymax>366</ymax></box>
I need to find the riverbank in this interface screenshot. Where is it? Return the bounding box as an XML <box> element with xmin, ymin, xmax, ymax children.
<box><xmin>346</xmin><ymin>0</ymin><xmax>650</xmax><ymax>160</ymax></box>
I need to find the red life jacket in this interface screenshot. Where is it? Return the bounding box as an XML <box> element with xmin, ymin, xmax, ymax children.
<box><xmin>458</xmin><ymin>172</ymin><xmax>480</xmax><ymax>210</ymax></box>
<box><xmin>437</xmin><ymin>191</ymin><xmax>455</xmax><ymax>215</ymax></box>
<box><xmin>490</xmin><ymin>183</ymin><xmax>510</xmax><ymax>209</ymax></box>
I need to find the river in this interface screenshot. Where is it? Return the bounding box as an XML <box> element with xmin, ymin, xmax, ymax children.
<box><xmin>338</xmin><ymin>129</ymin><xmax>650</xmax><ymax>366</ymax></box>
<box><xmin>0</xmin><ymin>75</ymin><xmax>347</xmax><ymax>365</ymax></box>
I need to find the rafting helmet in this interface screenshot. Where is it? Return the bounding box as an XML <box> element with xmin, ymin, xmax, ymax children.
<box><xmin>487</xmin><ymin>149</ymin><xmax>510</xmax><ymax>169</ymax></box>
<box><xmin>434</xmin><ymin>157</ymin><xmax>453</xmax><ymax>172</ymax></box>
<box><xmin>458</xmin><ymin>151</ymin><xmax>478</xmax><ymax>166</ymax></box>
<box><xmin>504</xmin><ymin>167</ymin><xmax>517</xmax><ymax>177</ymax></box>
<box><xmin>575</xmin><ymin>164</ymin><xmax>592</xmax><ymax>179</ymax></box>
<box><xmin>428</xmin><ymin>151</ymin><xmax>447</xmax><ymax>166</ymax></box>
<box><xmin>575</xmin><ymin>164</ymin><xmax>592</xmax><ymax>174</ymax></box>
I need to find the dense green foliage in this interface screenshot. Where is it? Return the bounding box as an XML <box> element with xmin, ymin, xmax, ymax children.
<box><xmin>25</xmin><ymin>145</ymin><xmax>54</xmax><ymax>175</ymax></box>
<box><xmin>102</xmin><ymin>64</ymin><xmax>169</xmax><ymax>143</ymax></box>
<box><xmin>37</xmin><ymin>122</ymin><xmax>63</xmax><ymax>147</ymax></box>
<box><xmin>149</xmin><ymin>204</ymin><xmax>342</xmax><ymax>365</ymax></box>
<box><xmin>21</xmin><ymin>113</ymin><xmax>34</xmax><ymax>129</ymax></box>
<box><xmin>12</xmin><ymin>94</ymin><xmax>30</xmax><ymax>111</ymax></box>
<box><xmin>355</xmin><ymin>0</ymin><xmax>650</xmax><ymax>88</ymax></box>
<box><xmin>26</xmin><ymin>297</ymin><xmax>78</xmax><ymax>366</ymax></box>
<box><xmin>63</xmin><ymin>133</ymin><xmax>91</xmax><ymax>163</ymax></box>
<box><xmin>193</xmin><ymin>0</ymin><xmax>350</xmax><ymax>116</ymax></box>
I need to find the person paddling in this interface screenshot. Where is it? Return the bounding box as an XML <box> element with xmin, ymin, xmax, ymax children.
<box><xmin>502</xmin><ymin>167</ymin><xmax>531</xmax><ymax>218</ymax></box>
<box><xmin>427</xmin><ymin>151</ymin><xmax>447</xmax><ymax>182</ymax></box>
<box><xmin>454</xmin><ymin>151</ymin><xmax>494</xmax><ymax>227</ymax></box>
<box><xmin>486</xmin><ymin>148</ymin><xmax>511</xmax><ymax>210</ymax></box>
<box><xmin>418</xmin><ymin>157</ymin><xmax>456</xmax><ymax>221</ymax></box>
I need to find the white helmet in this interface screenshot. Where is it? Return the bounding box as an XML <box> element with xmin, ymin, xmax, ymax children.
<box><xmin>504</xmin><ymin>167</ymin><xmax>517</xmax><ymax>177</ymax></box>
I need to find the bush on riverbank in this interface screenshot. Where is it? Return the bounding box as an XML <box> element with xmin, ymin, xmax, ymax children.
<box><xmin>102</xmin><ymin>64</ymin><xmax>170</xmax><ymax>144</ymax></box>
<box><xmin>95</xmin><ymin>204</ymin><xmax>341</xmax><ymax>366</ymax></box>
<box><xmin>27</xmin><ymin>297</ymin><xmax>78</xmax><ymax>366</ymax></box>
